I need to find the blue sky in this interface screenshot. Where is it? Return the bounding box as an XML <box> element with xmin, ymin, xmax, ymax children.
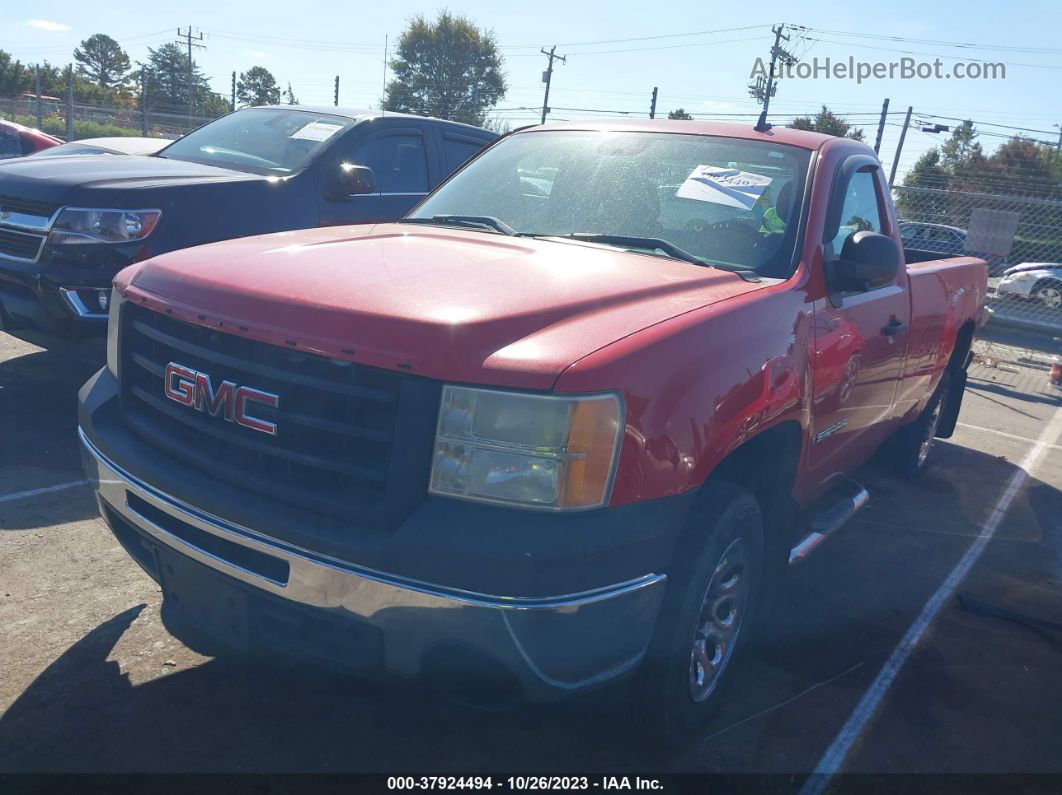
<box><xmin>4</xmin><ymin>0</ymin><xmax>1060</xmax><ymax>178</ymax></box>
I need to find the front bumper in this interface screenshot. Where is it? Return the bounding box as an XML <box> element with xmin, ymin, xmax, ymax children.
<box><xmin>79</xmin><ymin>427</ymin><xmax>668</xmax><ymax>700</ymax></box>
<box><xmin>995</xmin><ymin>278</ymin><xmax>1036</xmax><ymax>298</ymax></box>
<box><xmin>0</xmin><ymin>252</ymin><xmax>121</xmax><ymax>337</ymax></box>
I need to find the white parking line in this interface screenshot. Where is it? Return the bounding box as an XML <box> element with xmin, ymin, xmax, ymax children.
<box><xmin>800</xmin><ymin>405</ymin><xmax>1062</xmax><ymax>794</ymax></box>
<box><xmin>956</xmin><ymin>422</ymin><xmax>1062</xmax><ymax>452</ymax></box>
<box><xmin>0</xmin><ymin>479</ymin><xmax>89</xmax><ymax>504</ymax></box>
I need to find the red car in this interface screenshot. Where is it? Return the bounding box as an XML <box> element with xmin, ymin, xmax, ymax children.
<box><xmin>0</xmin><ymin>119</ymin><xmax>61</xmax><ymax>160</ymax></box>
<box><xmin>78</xmin><ymin>120</ymin><xmax>986</xmax><ymax>737</ymax></box>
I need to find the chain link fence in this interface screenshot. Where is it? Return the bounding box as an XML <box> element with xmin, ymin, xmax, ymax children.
<box><xmin>894</xmin><ymin>184</ymin><xmax>1062</xmax><ymax>334</ymax></box>
<box><xmin>2</xmin><ymin>95</ymin><xmax>211</xmax><ymax>141</ymax></box>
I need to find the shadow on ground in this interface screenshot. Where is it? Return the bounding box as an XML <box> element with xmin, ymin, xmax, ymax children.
<box><xmin>2</xmin><ymin>435</ymin><xmax>1054</xmax><ymax>775</ymax></box>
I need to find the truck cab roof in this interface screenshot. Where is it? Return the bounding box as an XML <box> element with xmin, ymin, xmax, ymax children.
<box><xmin>252</xmin><ymin>105</ymin><xmax>494</xmax><ymax>136</ymax></box>
<box><xmin>514</xmin><ymin>119</ymin><xmax>846</xmax><ymax>151</ymax></box>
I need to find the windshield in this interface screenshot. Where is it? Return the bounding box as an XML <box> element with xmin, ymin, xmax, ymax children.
<box><xmin>158</xmin><ymin>108</ymin><xmax>350</xmax><ymax>175</ymax></box>
<box><xmin>408</xmin><ymin>130</ymin><xmax>812</xmax><ymax>276</ymax></box>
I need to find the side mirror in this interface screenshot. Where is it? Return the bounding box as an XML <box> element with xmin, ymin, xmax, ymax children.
<box><xmin>337</xmin><ymin>163</ymin><xmax>376</xmax><ymax>196</ymax></box>
<box><xmin>831</xmin><ymin>231</ymin><xmax>901</xmax><ymax>292</ymax></box>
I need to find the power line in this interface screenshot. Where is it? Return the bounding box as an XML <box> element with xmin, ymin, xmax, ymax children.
<box><xmin>914</xmin><ymin>113</ymin><xmax>1061</xmax><ymax>137</ymax></box>
<box><xmin>802</xmin><ymin>36</ymin><xmax>1062</xmax><ymax>71</ymax></box>
<box><xmin>499</xmin><ymin>23</ymin><xmax>771</xmax><ymax>49</ymax></box>
<box><xmin>792</xmin><ymin>25</ymin><xmax>1062</xmax><ymax>56</ymax></box>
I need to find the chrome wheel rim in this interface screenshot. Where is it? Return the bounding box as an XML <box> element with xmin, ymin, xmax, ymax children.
<box><xmin>918</xmin><ymin>399</ymin><xmax>943</xmax><ymax>467</ymax></box>
<box><xmin>688</xmin><ymin>538</ymin><xmax>748</xmax><ymax>703</ymax></box>
<box><xmin>1036</xmin><ymin>286</ymin><xmax>1062</xmax><ymax>309</ymax></box>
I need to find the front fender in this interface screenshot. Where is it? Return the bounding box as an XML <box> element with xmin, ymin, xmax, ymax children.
<box><xmin>554</xmin><ymin>284</ymin><xmax>814</xmax><ymax>507</ymax></box>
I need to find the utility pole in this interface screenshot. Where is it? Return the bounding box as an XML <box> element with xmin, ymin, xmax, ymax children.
<box><xmin>540</xmin><ymin>46</ymin><xmax>566</xmax><ymax>125</ymax></box>
<box><xmin>1055</xmin><ymin>123</ymin><xmax>1061</xmax><ymax>152</ymax></box>
<box><xmin>649</xmin><ymin>87</ymin><xmax>658</xmax><ymax>119</ymax></box>
<box><xmin>34</xmin><ymin>66</ymin><xmax>42</xmax><ymax>129</ymax></box>
<box><xmin>334</xmin><ymin>75</ymin><xmax>340</xmax><ymax>107</ymax></box>
<box><xmin>136</xmin><ymin>61</ymin><xmax>149</xmax><ymax>135</ymax></box>
<box><xmin>748</xmin><ymin>24</ymin><xmax>797</xmax><ymax>132</ymax></box>
<box><xmin>230</xmin><ymin>71</ymin><xmax>236</xmax><ymax>111</ymax></box>
<box><xmin>176</xmin><ymin>27</ymin><xmax>204</xmax><ymax>121</ymax></box>
<box><xmin>888</xmin><ymin>106</ymin><xmax>913</xmax><ymax>187</ymax></box>
<box><xmin>381</xmin><ymin>35</ymin><xmax>388</xmax><ymax>114</ymax></box>
<box><xmin>65</xmin><ymin>64</ymin><xmax>74</xmax><ymax>141</ymax></box>
<box><xmin>874</xmin><ymin>98</ymin><xmax>890</xmax><ymax>154</ymax></box>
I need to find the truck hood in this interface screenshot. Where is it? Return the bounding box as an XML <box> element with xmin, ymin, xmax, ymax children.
<box><xmin>120</xmin><ymin>224</ymin><xmax>766</xmax><ymax>390</ymax></box>
<box><xmin>0</xmin><ymin>154</ymin><xmax>259</xmax><ymax>208</ymax></box>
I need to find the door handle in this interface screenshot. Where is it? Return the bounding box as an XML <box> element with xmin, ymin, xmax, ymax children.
<box><xmin>881</xmin><ymin>319</ymin><xmax>906</xmax><ymax>336</ymax></box>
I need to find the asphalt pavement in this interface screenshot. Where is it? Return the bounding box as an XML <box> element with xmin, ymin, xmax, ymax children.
<box><xmin>1</xmin><ymin>321</ymin><xmax>1060</xmax><ymax>781</ymax></box>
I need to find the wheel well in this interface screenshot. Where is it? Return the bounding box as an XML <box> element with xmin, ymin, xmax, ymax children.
<box><xmin>706</xmin><ymin>422</ymin><xmax>802</xmax><ymax>571</ymax></box>
<box><xmin>949</xmin><ymin>320</ymin><xmax>976</xmax><ymax>374</ymax></box>
<box><xmin>1032</xmin><ymin>277</ymin><xmax>1062</xmax><ymax>291</ymax></box>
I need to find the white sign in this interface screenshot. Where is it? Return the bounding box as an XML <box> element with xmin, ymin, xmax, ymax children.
<box><xmin>290</xmin><ymin>121</ymin><xmax>345</xmax><ymax>142</ymax></box>
<box><xmin>966</xmin><ymin>208</ymin><xmax>1020</xmax><ymax>256</ymax></box>
<box><xmin>676</xmin><ymin>166</ymin><xmax>773</xmax><ymax>210</ymax></box>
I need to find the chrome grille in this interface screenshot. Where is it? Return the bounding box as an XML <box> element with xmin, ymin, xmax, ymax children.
<box><xmin>120</xmin><ymin>303</ymin><xmax>440</xmax><ymax>525</ymax></box>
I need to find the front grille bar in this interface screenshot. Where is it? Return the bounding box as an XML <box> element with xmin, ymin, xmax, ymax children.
<box><xmin>131</xmin><ymin>319</ymin><xmax>397</xmax><ymax>403</ymax></box>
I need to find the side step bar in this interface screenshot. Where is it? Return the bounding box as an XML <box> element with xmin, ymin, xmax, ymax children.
<box><xmin>788</xmin><ymin>480</ymin><xmax>869</xmax><ymax>564</ymax></box>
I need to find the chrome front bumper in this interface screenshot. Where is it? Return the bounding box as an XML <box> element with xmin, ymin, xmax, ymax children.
<box><xmin>79</xmin><ymin>428</ymin><xmax>667</xmax><ymax>699</ymax></box>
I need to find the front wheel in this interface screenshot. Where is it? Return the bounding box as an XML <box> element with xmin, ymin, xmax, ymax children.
<box><xmin>635</xmin><ymin>482</ymin><xmax>764</xmax><ymax>743</ymax></box>
<box><xmin>1031</xmin><ymin>280</ymin><xmax>1062</xmax><ymax>310</ymax></box>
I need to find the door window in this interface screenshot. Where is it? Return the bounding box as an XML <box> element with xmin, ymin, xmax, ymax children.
<box><xmin>827</xmin><ymin>170</ymin><xmax>885</xmax><ymax>260</ymax></box>
<box><xmin>442</xmin><ymin>135</ymin><xmax>486</xmax><ymax>174</ymax></box>
<box><xmin>0</xmin><ymin>128</ymin><xmax>21</xmax><ymax>159</ymax></box>
<box><xmin>349</xmin><ymin>133</ymin><xmax>428</xmax><ymax>193</ymax></box>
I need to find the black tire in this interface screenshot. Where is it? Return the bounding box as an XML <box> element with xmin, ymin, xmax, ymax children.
<box><xmin>889</xmin><ymin>370</ymin><xmax>950</xmax><ymax>479</ymax></box>
<box><xmin>1031</xmin><ymin>279</ymin><xmax>1062</xmax><ymax>311</ymax></box>
<box><xmin>634</xmin><ymin>481</ymin><xmax>764</xmax><ymax>744</ymax></box>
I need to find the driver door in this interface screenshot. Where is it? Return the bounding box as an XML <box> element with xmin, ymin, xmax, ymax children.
<box><xmin>318</xmin><ymin>122</ymin><xmax>434</xmax><ymax>225</ymax></box>
<box><xmin>808</xmin><ymin>161</ymin><xmax>911</xmax><ymax>481</ymax></box>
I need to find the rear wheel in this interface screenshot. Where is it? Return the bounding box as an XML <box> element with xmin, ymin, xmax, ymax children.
<box><xmin>636</xmin><ymin>482</ymin><xmax>763</xmax><ymax>743</ymax></box>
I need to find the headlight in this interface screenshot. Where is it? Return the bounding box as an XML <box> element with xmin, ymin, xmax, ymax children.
<box><xmin>49</xmin><ymin>208</ymin><xmax>161</xmax><ymax>246</ymax></box>
<box><xmin>1002</xmin><ymin>271</ymin><xmax>1038</xmax><ymax>282</ymax></box>
<box><xmin>106</xmin><ymin>288</ymin><xmax>124</xmax><ymax>377</ymax></box>
<box><xmin>429</xmin><ymin>386</ymin><xmax>624</xmax><ymax>511</ymax></box>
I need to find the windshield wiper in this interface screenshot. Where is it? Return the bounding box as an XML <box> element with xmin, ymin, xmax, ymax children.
<box><xmin>555</xmin><ymin>234</ymin><xmax>713</xmax><ymax>268</ymax></box>
<box><xmin>400</xmin><ymin>215</ymin><xmax>516</xmax><ymax>236</ymax></box>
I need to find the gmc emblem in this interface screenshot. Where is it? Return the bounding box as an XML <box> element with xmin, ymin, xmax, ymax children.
<box><xmin>164</xmin><ymin>362</ymin><xmax>279</xmax><ymax>436</ymax></box>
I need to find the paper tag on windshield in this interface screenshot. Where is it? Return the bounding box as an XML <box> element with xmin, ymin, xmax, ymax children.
<box><xmin>676</xmin><ymin>166</ymin><xmax>772</xmax><ymax>210</ymax></box>
<box><xmin>290</xmin><ymin>121</ymin><xmax>344</xmax><ymax>142</ymax></box>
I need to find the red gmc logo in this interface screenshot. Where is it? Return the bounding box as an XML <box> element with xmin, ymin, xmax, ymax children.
<box><xmin>163</xmin><ymin>362</ymin><xmax>279</xmax><ymax>436</ymax></box>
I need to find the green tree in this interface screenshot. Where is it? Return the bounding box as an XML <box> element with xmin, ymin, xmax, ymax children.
<box><xmin>283</xmin><ymin>81</ymin><xmax>298</xmax><ymax>105</ymax></box>
<box><xmin>790</xmin><ymin>104</ymin><xmax>865</xmax><ymax>141</ymax></box>
<box><xmin>200</xmin><ymin>92</ymin><xmax>232</xmax><ymax>118</ymax></box>
<box><xmin>940</xmin><ymin>120</ymin><xmax>983</xmax><ymax>170</ymax></box>
<box><xmin>977</xmin><ymin>135</ymin><xmax>1058</xmax><ymax>197</ymax></box>
<box><xmin>896</xmin><ymin>149</ymin><xmax>951</xmax><ymax>219</ymax></box>
<box><xmin>667</xmin><ymin>108</ymin><xmax>693</xmax><ymax>120</ymax></box>
<box><xmin>74</xmin><ymin>34</ymin><xmax>131</xmax><ymax>90</ymax></box>
<box><xmin>236</xmin><ymin>66</ymin><xmax>280</xmax><ymax>107</ymax></box>
<box><xmin>0</xmin><ymin>50</ymin><xmax>33</xmax><ymax>96</ymax></box>
<box><xmin>143</xmin><ymin>42</ymin><xmax>210</xmax><ymax>115</ymax></box>
<box><xmin>384</xmin><ymin>11</ymin><xmax>506</xmax><ymax>126</ymax></box>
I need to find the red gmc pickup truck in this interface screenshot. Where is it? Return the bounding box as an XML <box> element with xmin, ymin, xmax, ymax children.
<box><xmin>77</xmin><ymin>120</ymin><xmax>986</xmax><ymax>737</ymax></box>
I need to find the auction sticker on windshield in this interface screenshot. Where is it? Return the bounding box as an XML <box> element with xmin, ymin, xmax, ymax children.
<box><xmin>677</xmin><ymin>166</ymin><xmax>772</xmax><ymax>210</ymax></box>
<box><xmin>290</xmin><ymin>121</ymin><xmax>345</xmax><ymax>142</ymax></box>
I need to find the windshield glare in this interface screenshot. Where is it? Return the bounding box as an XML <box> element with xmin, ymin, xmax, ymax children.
<box><xmin>159</xmin><ymin>109</ymin><xmax>349</xmax><ymax>175</ymax></box>
<box><xmin>410</xmin><ymin>130</ymin><xmax>812</xmax><ymax>276</ymax></box>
